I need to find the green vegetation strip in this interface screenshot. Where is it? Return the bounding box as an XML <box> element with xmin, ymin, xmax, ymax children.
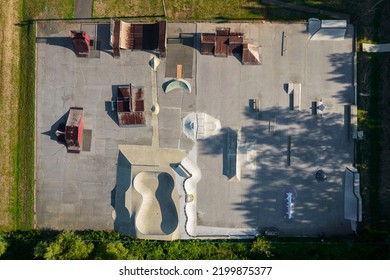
<box><xmin>93</xmin><ymin>0</ymin><xmax>164</xmax><ymax>18</ymax></box>
<box><xmin>191</xmin><ymin>0</ymin><xmax>323</xmax><ymax>21</ymax></box>
<box><xmin>0</xmin><ymin>231</ymin><xmax>388</xmax><ymax>260</ymax></box>
<box><xmin>9</xmin><ymin>0</ymin><xmax>75</xmax><ymax>231</ymax></box>
<box><xmin>281</xmin><ymin>0</ymin><xmax>361</xmax><ymax>14</ymax></box>
<box><xmin>11</xmin><ymin>23</ymin><xmax>36</xmax><ymax>230</ymax></box>
<box><xmin>22</xmin><ymin>0</ymin><xmax>74</xmax><ymax>20</ymax></box>
<box><xmin>92</xmin><ymin>0</ymin><xmax>323</xmax><ymax>21</ymax></box>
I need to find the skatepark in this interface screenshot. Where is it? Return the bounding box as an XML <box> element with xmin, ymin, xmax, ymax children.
<box><xmin>35</xmin><ymin>20</ymin><xmax>359</xmax><ymax>239</ymax></box>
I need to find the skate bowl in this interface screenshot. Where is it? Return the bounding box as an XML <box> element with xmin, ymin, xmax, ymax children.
<box><xmin>133</xmin><ymin>171</ymin><xmax>179</xmax><ymax>235</ymax></box>
<box><xmin>163</xmin><ymin>79</ymin><xmax>191</xmax><ymax>94</ymax></box>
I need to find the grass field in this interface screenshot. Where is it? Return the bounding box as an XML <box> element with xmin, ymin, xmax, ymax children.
<box><xmin>93</xmin><ymin>0</ymin><xmax>322</xmax><ymax>20</ymax></box>
<box><xmin>93</xmin><ymin>0</ymin><xmax>164</xmax><ymax>18</ymax></box>
<box><xmin>14</xmin><ymin>22</ymin><xmax>36</xmax><ymax>230</ymax></box>
<box><xmin>21</xmin><ymin>0</ymin><xmax>74</xmax><ymax>20</ymax></box>
<box><xmin>0</xmin><ymin>0</ymin><xmax>73</xmax><ymax>231</ymax></box>
<box><xmin>0</xmin><ymin>0</ymin><xmax>20</xmax><ymax>231</ymax></box>
<box><xmin>282</xmin><ymin>0</ymin><xmax>362</xmax><ymax>11</ymax></box>
<box><xmin>165</xmin><ymin>0</ymin><xmax>264</xmax><ymax>19</ymax></box>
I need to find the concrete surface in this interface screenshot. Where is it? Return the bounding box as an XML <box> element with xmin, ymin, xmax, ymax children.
<box><xmin>75</xmin><ymin>0</ymin><xmax>93</xmax><ymax>19</ymax></box>
<box><xmin>116</xmin><ymin>145</ymin><xmax>186</xmax><ymax>240</ymax></box>
<box><xmin>362</xmin><ymin>43</ymin><xmax>390</xmax><ymax>52</ymax></box>
<box><xmin>36</xmin><ymin>21</ymin><xmax>355</xmax><ymax>238</ymax></box>
<box><xmin>194</xmin><ymin>22</ymin><xmax>355</xmax><ymax>236</ymax></box>
<box><xmin>133</xmin><ymin>172</ymin><xmax>178</xmax><ymax>235</ymax></box>
<box><xmin>36</xmin><ymin>22</ymin><xmax>153</xmax><ymax>230</ymax></box>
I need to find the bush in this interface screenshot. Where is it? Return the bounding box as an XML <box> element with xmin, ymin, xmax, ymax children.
<box><xmin>251</xmin><ymin>237</ymin><xmax>272</xmax><ymax>258</ymax></box>
<box><xmin>35</xmin><ymin>231</ymin><xmax>94</xmax><ymax>260</ymax></box>
<box><xmin>94</xmin><ymin>242</ymin><xmax>129</xmax><ymax>260</ymax></box>
<box><xmin>0</xmin><ymin>236</ymin><xmax>8</xmax><ymax>257</ymax></box>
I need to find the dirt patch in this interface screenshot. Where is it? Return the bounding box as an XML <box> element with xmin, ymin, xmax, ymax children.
<box><xmin>0</xmin><ymin>0</ymin><xmax>21</xmax><ymax>230</ymax></box>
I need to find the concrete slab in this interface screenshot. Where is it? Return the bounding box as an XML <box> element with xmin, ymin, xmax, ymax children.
<box><xmin>75</xmin><ymin>0</ymin><xmax>93</xmax><ymax>19</ymax></box>
<box><xmin>165</xmin><ymin>38</ymin><xmax>194</xmax><ymax>78</ymax></box>
<box><xmin>194</xmin><ymin>22</ymin><xmax>354</xmax><ymax>236</ymax></box>
<box><xmin>36</xmin><ymin>21</ymin><xmax>355</xmax><ymax>238</ymax></box>
<box><xmin>36</xmin><ymin>22</ymin><xmax>154</xmax><ymax>230</ymax></box>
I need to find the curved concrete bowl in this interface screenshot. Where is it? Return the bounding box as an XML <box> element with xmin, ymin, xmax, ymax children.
<box><xmin>133</xmin><ymin>172</ymin><xmax>178</xmax><ymax>235</ymax></box>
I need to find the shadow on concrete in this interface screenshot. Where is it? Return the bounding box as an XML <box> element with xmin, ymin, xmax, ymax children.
<box><xmin>327</xmin><ymin>53</ymin><xmax>355</xmax><ymax>104</ymax></box>
<box><xmin>197</xmin><ymin>105</ymin><xmax>353</xmax><ymax>235</ymax></box>
<box><xmin>41</xmin><ymin>110</ymin><xmax>69</xmax><ymax>146</ymax></box>
<box><xmin>36</xmin><ymin>37</ymin><xmax>74</xmax><ymax>53</ymax></box>
<box><xmin>166</xmin><ymin>34</ymin><xmax>195</xmax><ymax>78</ymax></box>
<box><xmin>243</xmin><ymin>108</ymin><xmax>351</xmax><ymax>233</ymax></box>
<box><xmin>104</xmin><ymin>101</ymin><xmax>118</xmax><ymax>125</ymax></box>
<box><xmin>103</xmin><ymin>85</ymin><xmax>128</xmax><ymax>126</ymax></box>
<box><xmin>156</xmin><ymin>172</ymin><xmax>179</xmax><ymax>234</ymax></box>
<box><xmin>35</xmin><ymin>24</ymin><xmax>114</xmax><ymax>58</ymax></box>
<box><xmin>112</xmin><ymin>151</ymin><xmax>135</xmax><ymax>236</ymax></box>
<box><xmin>96</xmin><ymin>24</ymin><xmax>113</xmax><ymax>56</ymax></box>
<box><xmin>168</xmin><ymin>32</ymin><xmax>244</xmax><ymax>65</ymax></box>
<box><xmin>162</xmin><ymin>79</ymin><xmax>171</xmax><ymax>92</ymax></box>
<box><xmin>198</xmin><ymin>127</ymin><xmax>228</xmax><ymax>156</ymax></box>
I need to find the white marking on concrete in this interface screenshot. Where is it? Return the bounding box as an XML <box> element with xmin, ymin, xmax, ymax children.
<box><xmin>362</xmin><ymin>43</ymin><xmax>390</xmax><ymax>53</ymax></box>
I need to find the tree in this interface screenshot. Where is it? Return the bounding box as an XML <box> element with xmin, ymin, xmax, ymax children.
<box><xmin>33</xmin><ymin>241</ymin><xmax>48</xmax><ymax>259</ymax></box>
<box><xmin>250</xmin><ymin>237</ymin><xmax>273</xmax><ymax>258</ymax></box>
<box><xmin>0</xmin><ymin>236</ymin><xmax>8</xmax><ymax>257</ymax></box>
<box><xmin>94</xmin><ymin>242</ymin><xmax>129</xmax><ymax>260</ymax></box>
<box><xmin>34</xmin><ymin>231</ymin><xmax>94</xmax><ymax>260</ymax></box>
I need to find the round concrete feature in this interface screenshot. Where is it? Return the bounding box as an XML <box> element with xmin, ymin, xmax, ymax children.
<box><xmin>133</xmin><ymin>171</ymin><xmax>178</xmax><ymax>235</ymax></box>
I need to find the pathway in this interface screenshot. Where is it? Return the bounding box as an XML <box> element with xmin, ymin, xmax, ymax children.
<box><xmin>75</xmin><ymin>0</ymin><xmax>93</xmax><ymax>19</ymax></box>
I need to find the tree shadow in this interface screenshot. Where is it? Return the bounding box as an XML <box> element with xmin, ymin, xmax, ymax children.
<box><xmin>196</xmin><ymin>104</ymin><xmax>354</xmax><ymax>235</ymax></box>
<box><xmin>327</xmin><ymin>52</ymin><xmax>355</xmax><ymax>104</ymax></box>
<box><xmin>243</xmin><ymin>108</ymin><xmax>352</xmax><ymax>233</ymax></box>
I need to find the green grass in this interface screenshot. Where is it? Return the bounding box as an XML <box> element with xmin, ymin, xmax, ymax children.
<box><xmin>6</xmin><ymin>1</ymin><xmax>39</xmax><ymax>230</ymax></box>
<box><xmin>10</xmin><ymin>22</ymin><xmax>36</xmax><ymax>230</ymax></box>
<box><xmin>1</xmin><ymin>231</ymin><xmax>388</xmax><ymax>260</ymax></box>
<box><xmin>165</xmin><ymin>0</ymin><xmax>326</xmax><ymax>20</ymax></box>
<box><xmin>22</xmin><ymin>0</ymin><xmax>74</xmax><ymax>20</ymax></box>
<box><xmin>282</xmin><ymin>0</ymin><xmax>362</xmax><ymax>13</ymax></box>
<box><xmin>91</xmin><ymin>0</ymin><xmax>325</xmax><ymax>21</ymax></box>
<box><xmin>166</xmin><ymin>0</ymin><xmax>264</xmax><ymax>19</ymax></box>
<box><xmin>93</xmin><ymin>0</ymin><xmax>164</xmax><ymax>18</ymax></box>
<box><xmin>0</xmin><ymin>1</ymin><xmax>37</xmax><ymax>231</ymax></box>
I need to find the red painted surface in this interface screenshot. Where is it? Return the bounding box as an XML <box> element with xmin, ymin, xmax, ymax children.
<box><xmin>70</xmin><ymin>31</ymin><xmax>91</xmax><ymax>57</ymax></box>
<box><xmin>78</xmin><ymin>111</ymin><xmax>84</xmax><ymax>147</ymax></box>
